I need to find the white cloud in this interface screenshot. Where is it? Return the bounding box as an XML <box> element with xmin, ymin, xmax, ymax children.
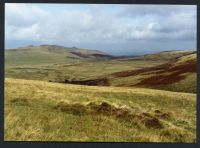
<box><xmin>5</xmin><ymin>4</ymin><xmax>196</xmax><ymax>54</ymax></box>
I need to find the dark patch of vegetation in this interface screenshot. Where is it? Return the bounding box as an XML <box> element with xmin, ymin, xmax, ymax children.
<box><xmin>112</xmin><ymin>63</ymin><xmax>168</xmax><ymax>77</ymax></box>
<box><xmin>63</xmin><ymin>77</ymin><xmax>110</xmax><ymax>86</ymax></box>
<box><xmin>70</xmin><ymin>51</ymin><xmax>91</xmax><ymax>58</ymax></box>
<box><xmin>70</xmin><ymin>51</ymin><xmax>114</xmax><ymax>59</ymax></box>
<box><xmin>55</xmin><ymin>101</ymin><xmax>165</xmax><ymax>129</ymax></box>
<box><xmin>136</xmin><ymin>59</ymin><xmax>196</xmax><ymax>86</ymax></box>
<box><xmin>110</xmin><ymin>55</ymin><xmax>196</xmax><ymax>87</ymax></box>
<box><xmin>154</xmin><ymin>110</ymin><xmax>171</xmax><ymax>119</ymax></box>
<box><xmin>10</xmin><ymin>98</ymin><xmax>29</xmax><ymax>104</ymax></box>
<box><xmin>91</xmin><ymin>53</ymin><xmax>115</xmax><ymax>59</ymax></box>
<box><xmin>55</xmin><ymin>102</ymin><xmax>87</xmax><ymax>116</ymax></box>
<box><xmin>10</xmin><ymin>98</ymin><xmax>30</xmax><ymax>107</ymax></box>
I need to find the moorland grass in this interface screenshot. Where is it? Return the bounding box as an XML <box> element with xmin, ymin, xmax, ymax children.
<box><xmin>4</xmin><ymin>78</ymin><xmax>196</xmax><ymax>142</ymax></box>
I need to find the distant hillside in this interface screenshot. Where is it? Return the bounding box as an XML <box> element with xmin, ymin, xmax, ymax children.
<box><xmin>60</xmin><ymin>52</ymin><xmax>196</xmax><ymax>93</ymax></box>
<box><xmin>5</xmin><ymin>45</ymin><xmax>113</xmax><ymax>65</ymax></box>
<box><xmin>109</xmin><ymin>52</ymin><xmax>197</xmax><ymax>93</ymax></box>
<box><xmin>126</xmin><ymin>50</ymin><xmax>196</xmax><ymax>61</ymax></box>
<box><xmin>37</xmin><ymin>50</ymin><xmax>195</xmax><ymax>93</ymax></box>
<box><xmin>5</xmin><ymin>46</ymin><xmax>196</xmax><ymax>93</ymax></box>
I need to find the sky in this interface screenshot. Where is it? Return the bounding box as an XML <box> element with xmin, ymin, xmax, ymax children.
<box><xmin>5</xmin><ymin>4</ymin><xmax>196</xmax><ymax>56</ymax></box>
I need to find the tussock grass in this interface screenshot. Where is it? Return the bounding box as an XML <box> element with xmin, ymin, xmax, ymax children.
<box><xmin>5</xmin><ymin>78</ymin><xmax>196</xmax><ymax>142</ymax></box>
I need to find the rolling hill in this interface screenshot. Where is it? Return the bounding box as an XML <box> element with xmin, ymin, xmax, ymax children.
<box><xmin>5</xmin><ymin>46</ymin><xmax>196</xmax><ymax>93</ymax></box>
<box><xmin>108</xmin><ymin>52</ymin><xmax>197</xmax><ymax>93</ymax></box>
<box><xmin>133</xmin><ymin>50</ymin><xmax>196</xmax><ymax>61</ymax></box>
<box><xmin>5</xmin><ymin>45</ymin><xmax>113</xmax><ymax>65</ymax></box>
<box><xmin>51</xmin><ymin>51</ymin><xmax>196</xmax><ymax>93</ymax></box>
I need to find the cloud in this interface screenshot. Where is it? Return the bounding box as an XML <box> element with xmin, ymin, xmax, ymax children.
<box><xmin>5</xmin><ymin>4</ymin><xmax>196</xmax><ymax>55</ymax></box>
<box><xmin>5</xmin><ymin>3</ymin><xmax>48</xmax><ymax>27</ymax></box>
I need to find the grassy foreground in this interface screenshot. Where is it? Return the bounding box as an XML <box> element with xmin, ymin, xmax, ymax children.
<box><xmin>4</xmin><ymin>78</ymin><xmax>196</xmax><ymax>142</ymax></box>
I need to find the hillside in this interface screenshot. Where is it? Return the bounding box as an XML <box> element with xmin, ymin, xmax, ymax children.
<box><xmin>5</xmin><ymin>46</ymin><xmax>196</xmax><ymax>93</ymax></box>
<box><xmin>4</xmin><ymin>47</ymin><xmax>197</xmax><ymax>142</ymax></box>
<box><xmin>130</xmin><ymin>50</ymin><xmax>196</xmax><ymax>61</ymax></box>
<box><xmin>5</xmin><ymin>45</ymin><xmax>113</xmax><ymax>65</ymax></box>
<box><xmin>108</xmin><ymin>53</ymin><xmax>197</xmax><ymax>93</ymax></box>
<box><xmin>56</xmin><ymin>52</ymin><xmax>196</xmax><ymax>93</ymax></box>
<box><xmin>5</xmin><ymin>78</ymin><xmax>196</xmax><ymax>142</ymax></box>
<box><xmin>5</xmin><ymin>46</ymin><xmax>164</xmax><ymax>83</ymax></box>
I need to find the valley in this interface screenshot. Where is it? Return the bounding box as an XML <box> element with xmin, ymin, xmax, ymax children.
<box><xmin>4</xmin><ymin>45</ymin><xmax>197</xmax><ymax>142</ymax></box>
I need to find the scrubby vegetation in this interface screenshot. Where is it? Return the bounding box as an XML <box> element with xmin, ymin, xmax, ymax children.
<box><xmin>5</xmin><ymin>78</ymin><xmax>196</xmax><ymax>142</ymax></box>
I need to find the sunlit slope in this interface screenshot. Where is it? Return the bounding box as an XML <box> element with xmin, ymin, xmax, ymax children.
<box><xmin>5</xmin><ymin>45</ymin><xmax>112</xmax><ymax>65</ymax></box>
<box><xmin>5</xmin><ymin>78</ymin><xmax>196</xmax><ymax>142</ymax></box>
<box><xmin>131</xmin><ymin>50</ymin><xmax>196</xmax><ymax>61</ymax></box>
<box><xmin>109</xmin><ymin>53</ymin><xmax>197</xmax><ymax>93</ymax></box>
<box><xmin>5</xmin><ymin>54</ymin><xmax>163</xmax><ymax>82</ymax></box>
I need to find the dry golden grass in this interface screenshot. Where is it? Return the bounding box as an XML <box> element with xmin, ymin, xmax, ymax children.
<box><xmin>4</xmin><ymin>78</ymin><xmax>196</xmax><ymax>142</ymax></box>
<box><xmin>174</xmin><ymin>53</ymin><xmax>196</xmax><ymax>66</ymax></box>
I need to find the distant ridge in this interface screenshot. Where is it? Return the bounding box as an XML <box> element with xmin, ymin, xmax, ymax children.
<box><xmin>133</xmin><ymin>50</ymin><xmax>196</xmax><ymax>61</ymax></box>
<box><xmin>5</xmin><ymin>44</ymin><xmax>115</xmax><ymax>65</ymax></box>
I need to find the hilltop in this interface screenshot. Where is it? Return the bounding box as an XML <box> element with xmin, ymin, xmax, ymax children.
<box><xmin>134</xmin><ymin>50</ymin><xmax>196</xmax><ymax>61</ymax></box>
<box><xmin>5</xmin><ymin>45</ymin><xmax>114</xmax><ymax>65</ymax></box>
<box><xmin>117</xmin><ymin>50</ymin><xmax>196</xmax><ymax>62</ymax></box>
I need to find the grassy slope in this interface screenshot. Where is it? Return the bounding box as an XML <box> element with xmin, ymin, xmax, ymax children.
<box><xmin>5</xmin><ymin>59</ymin><xmax>163</xmax><ymax>82</ymax></box>
<box><xmin>5</xmin><ymin>46</ymin><xmax>78</xmax><ymax>65</ymax></box>
<box><xmin>5</xmin><ymin>47</ymin><xmax>197</xmax><ymax>142</ymax></box>
<box><xmin>108</xmin><ymin>53</ymin><xmax>197</xmax><ymax>93</ymax></box>
<box><xmin>132</xmin><ymin>50</ymin><xmax>195</xmax><ymax>61</ymax></box>
<box><xmin>5</xmin><ymin>78</ymin><xmax>196</xmax><ymax>142</ymax></box>
<box><xmin>5</xmin><ymin>45</ymin><xmax>109</xmax><ymax>66</ymax></box>
<box><xmin>155</xmin><ymin>54</ymin><xmax>196</xmax><ymax>93</ymax></box>
<box><xmin>5</xmin><ymin>47</ymin><xmax>196</xmax><ymax>93</ymax></box>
